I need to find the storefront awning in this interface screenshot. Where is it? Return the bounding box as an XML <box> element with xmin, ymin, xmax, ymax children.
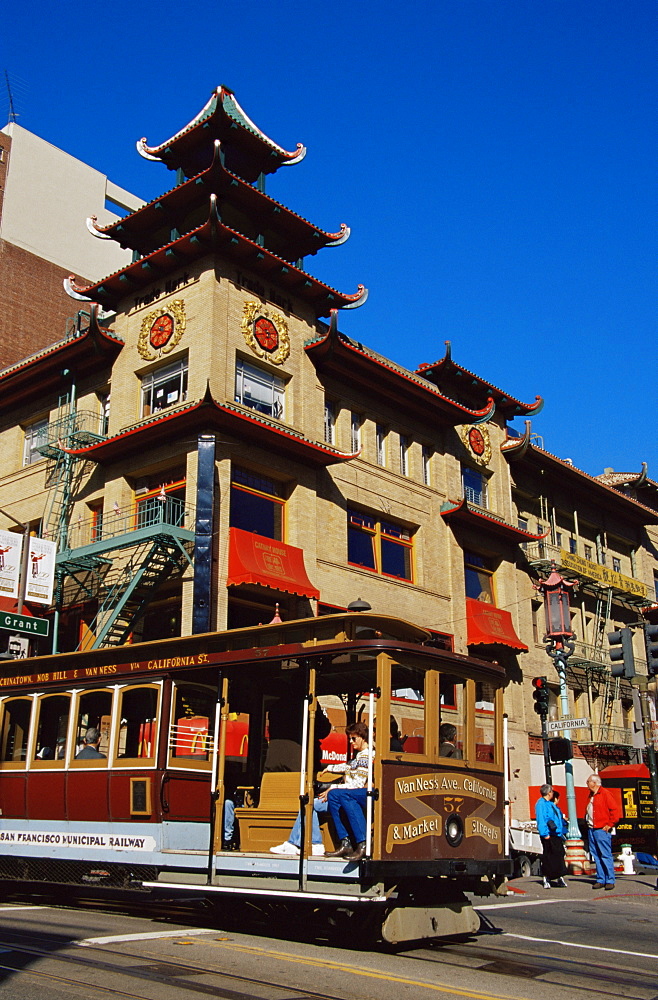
<box><xmin>465</xmin><ymin>597</ymin><xmax>527</xmax><ymax>651</ymax></box>
<box><xmin>0</xmin><ymin>597</ymin><xmax>34</xmax><ymax>618</ymax></box>
<box><xmin>227</xmin><ymin>527</ymin><xmax>320</xmax><ymax>600</ymax></box>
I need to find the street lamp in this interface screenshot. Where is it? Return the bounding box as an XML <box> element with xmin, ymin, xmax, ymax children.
<box><xmin>536</xmin><ymin>562</ymin><xmax>587</xmax><ymax>872</ymax></box>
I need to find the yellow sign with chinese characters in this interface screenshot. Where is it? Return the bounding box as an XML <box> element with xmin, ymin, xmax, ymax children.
<box><xmin>559</xmin><ymin>550</ymin><xmax>648</xmax><ymax>599</ymax></box>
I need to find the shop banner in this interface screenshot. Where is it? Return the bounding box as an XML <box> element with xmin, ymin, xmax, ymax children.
<box><xmin>25</xmin><ymin>537</ymin><xmax>57</xmax><ymax>606</ymax></box>
<box><xmin>0</xmin><ymin>530</ymin><xmax>23</xmax><ymax>600</ymax></box>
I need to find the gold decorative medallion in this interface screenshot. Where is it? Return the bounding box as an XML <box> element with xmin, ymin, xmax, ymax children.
<box><xmin>459</xmin><ymin>424</ymin><xmax>492</xmax><ymax>466</ymax></box>
<box><xmin>138</xmin><ymin>300</ymin><xmax>186</xmax><ymax>361</ymax></box>
<box><xmin>241</xmin><ymin>301</ymin><xmax>290</xmax><ymax>365</ymax></box>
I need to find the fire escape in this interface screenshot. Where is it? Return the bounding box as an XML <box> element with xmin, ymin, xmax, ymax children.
<box><xmin>39</xmin><ymin>394</ymin><xmax>194</xmax><ymax>650</ymax></box>
<box><xmin>526</xmin><ymin>538</ymin><xmax>647</xmax><ymax>763</ymax></box>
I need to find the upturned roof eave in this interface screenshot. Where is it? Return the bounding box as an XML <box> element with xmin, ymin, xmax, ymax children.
<box><xmin>506</xmin><ymin>443</ymin><xmax>658</xmax><ymax>525</ymax></box>
<box><xmin>90</xmin><ymin>143</ymin><xmax>347</xmax><ymax>259</ymax></box>
<box><xmin>416</xmin><ymin>342</ymin><xmax>543</xmax><ymax>417</ymax></box>
<box><xmin>67</xmin><ymin>200</ymin><xmax>366</xmax><ymax>318</ymax></box>
<box><xmin>440</xmin><ymin>498</ymin><xmax>550</xmax><ymax>541</ymax></box>
<box><xmin>60</xmin><ymin>393</ymin><xmax>358</xmax><ymax>467</ymax></box>
<box><xmin>0</xmin><ymin>308</ymin><xmax>123</xmax><ymax>408</ymax></box>
<box><xmin>136</xmin><ymin>86</ymin><xmax>305</xmax><ymax>178</ymax></box>
<box><xmin>305</xmin><ymin>321</ymin><xmax>496</xmax><ymax>425</ymax></box>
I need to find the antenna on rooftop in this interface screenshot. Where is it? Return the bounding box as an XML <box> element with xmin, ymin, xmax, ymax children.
<box><xmin>4</xmin><ymin>71</ymin><xmax>18</xmax><ymax>123</ymax></box>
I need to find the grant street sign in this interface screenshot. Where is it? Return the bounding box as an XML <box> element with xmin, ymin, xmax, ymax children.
<box><xmin>0</xmin><ymin>613</ymin><xmax>49</xmax><ymax>637</ymax></box>
<box><xmin>546</xmin><ymin>717</ymin><xmax>590</xmax><ymax>734</ymax></box>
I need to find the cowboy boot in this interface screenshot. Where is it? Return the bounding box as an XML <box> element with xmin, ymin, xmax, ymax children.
<box><xmin>324</xmin><ymin>838</ymin><xmax>352</xmax><ymax>858</ymax></box>
<box><xmin>345</xmin><ymin>842</ymin><xmax>366</xmax><ymax>862</ymax></box>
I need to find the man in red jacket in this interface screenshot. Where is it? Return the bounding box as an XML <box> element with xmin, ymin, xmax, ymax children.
<box><xmin>586</xmin><ymin>774</ymin><xmax>621</xmax><ymax>890</ymax></box>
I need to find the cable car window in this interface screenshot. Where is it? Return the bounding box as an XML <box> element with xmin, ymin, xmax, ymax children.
<box><xmin>32</xmin><ymin>694</ymin><xmax>70</xmax><ymax>767</ymax></box>
<box><xmin>72</xmin><ymin>689</ymin><xmax>113</xmax><ymax>766</ymax></box>
<box><xmin>475</xmin><ymin>681</ymin><xmax>498</xmax><ymax>764</ymax></box>
<box><xmin>439</xmin><ymin>675</ymin><xmax>466</xmax><ymax>761</ymax></box>
<box><xmin>169</xmin><ymin>683</ymin><xmax>215</xmax><ymax>769</ymax></box>
<box><xmin>390</xmin><ymin>664</ymin><xmax>426</xmax><ymax>755</ymax></box>
<box><xmin>0</xmin><ymin>697</ymin><xmax>32</xmax><ymax>766</ymax></box>
<box><xmin>115</xmin><ymin>685</ymin><xmax>160</xmax><ymax>766</ymax></box>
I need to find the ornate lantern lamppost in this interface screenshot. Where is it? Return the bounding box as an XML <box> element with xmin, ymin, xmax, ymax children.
<box><xmin>536</xmin><ymin>563</ymin><xmax>587</xmax><ymax>871</ymax></box>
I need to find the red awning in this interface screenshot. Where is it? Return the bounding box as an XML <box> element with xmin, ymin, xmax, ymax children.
<box><xmin>0</xmin><ymin>597</ymin><xmax>34</xmax><ymax>617</ymax></box>
<box><xmin>227</xmin><ymin>527</ymin><xmax>320</xmax><ymax>600</ymax></box>
<box><xmin>465</xmin><ymin>597</ymin><xmax>527</xmax><ymax>651</ymax></box>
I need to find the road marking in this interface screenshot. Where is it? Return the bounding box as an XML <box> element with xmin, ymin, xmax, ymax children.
<box><xmin>0</xmin><ymin>906</ymin><xmax>49</xmax><ymax>912</ymax></box>
<box><xmin>78</xmin><ymin>927</ymin><xmax>217</xmax><ymax>946</ymax></box>
<box><xmin>477</xmin><ymin>897</ymin><xmax>581</xmax><ymax>910</ymax></box>
<box><xmin>504</xmin><ymin>933</ymin><xmax>658</xmax><ymax>960</ymax></box>
<box><xmin>208</xmin><ymin>939</ymin><xmax>530</xmax><ymax>1000</ymax></box>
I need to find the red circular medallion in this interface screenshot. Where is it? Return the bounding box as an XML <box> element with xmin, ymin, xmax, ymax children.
<box><xmin>254</xmin><ymin>316</ymin><xmax>279</xmax><ymax>352</ymax></box>
<box><xmin>468</xmin><ymin>427</ymin><xmax>486</xmax><ymax>456</ymax></box>
<box><xmin>149</xmin><ymin>314</ymin><xmax>174</xmax><ymax>348</ymax></box>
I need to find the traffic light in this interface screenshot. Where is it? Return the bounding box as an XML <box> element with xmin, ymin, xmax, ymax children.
<box><xmin>644</xmin><ymin>623</ymin><xmax>658</xmax><ymax>677</ymax></box>
<box><xmin>607</xmin><ymin>626</ymin><xmax>636</xmax><ymax>679</ymax></box>
<box><xmin>548</xmin><ymin>737</ymin><xmax>573</xmax><ymax>763</ymax></box>
<box><xmin>532</xmin><ymin>677</ymin><xmax>550</xmax><ymax>717</ymax></box>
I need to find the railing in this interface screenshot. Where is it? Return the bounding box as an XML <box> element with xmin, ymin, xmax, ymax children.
<box><xmin>569</xmin><ymin>639</ymin><xmax>609</xmax><ymax>667</ymax></box>
<box><xmin>525</xmin><ymin>540</ymin><xmax>561</xmax><ymax>563</ymax></box>
<box><xmin>39</xmin><ymin>409</ymin><xmax>107</xmax><ymax>452</ymax></box>
<box><xmin>582</xmin><ymin>725</ymin><xmax>634</xmax><ymax>747</ymax></box>
<box><xmin>61</xmin><ymin>498</ymin><xmax>196</xmax><ymax>551</ymax></box>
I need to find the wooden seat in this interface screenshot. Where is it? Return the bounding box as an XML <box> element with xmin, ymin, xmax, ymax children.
<box><xmin>233</xmin><ymin>771</ymin><xmax>334</xmax><ymax>853</ymax></box>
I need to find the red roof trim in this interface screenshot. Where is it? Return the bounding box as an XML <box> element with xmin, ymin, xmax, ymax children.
<box><xmin>60</xmin><ymin>393</ymin><xmax>358</xmax><ymax>467</ymax></box>
<box><xmin>68</xmin><ymin>197</ymin><xmax>365</xmax><ymax>316</ymax></box>
<box><xmin>440</xmin><ymin>498</ymin><xmax>549</xmax><ymax>541</ymax></box>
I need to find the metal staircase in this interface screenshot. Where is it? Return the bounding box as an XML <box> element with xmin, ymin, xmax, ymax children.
<box><xmin>38</xmin><ymin>383</ymin><xmax>196</xmax><ymax>650</ymax></box>
<box><xmin>86</xmin><ymin>535</ymin><xmax>193</xmax><ymax>647</ymax></box>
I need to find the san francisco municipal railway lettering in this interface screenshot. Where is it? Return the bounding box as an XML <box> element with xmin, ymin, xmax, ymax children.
<box><xmin>395</xmin><ymin>772</ymin><xmax>497</xmax><ymax>803</ymax></box>
<box><xmin>0</xmin><ymin>831</ymin><xmax>156</xmax><ymax>851</ymax></box>
<box><xmin>0</xmin><ymin>653</ymin><xmax>211</xmax><ymax>689</ymax></box>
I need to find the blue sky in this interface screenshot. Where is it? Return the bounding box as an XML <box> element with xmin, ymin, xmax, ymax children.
<box><xmin>3</xmin><ymin>1</ymin><xmax>655</xmax><ymax>478</ymax></box>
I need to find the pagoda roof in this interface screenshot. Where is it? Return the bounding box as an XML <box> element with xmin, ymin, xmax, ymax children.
<box><xmin>416</xmin><ymin>341</ymin><xmax>543</xmax><ymax>418</ymax></box>
<box><xmin>88</xmin><ymin>141</ymin><xmax>349</xmax><ymax>262</ymax></box>
<box><xmin>502</xmin><ymin>427</ymin><xmax>658</xmax><ymax>525</ymax></box>
<box><xmin>66</xmin><ymin>195</ymin><xmax>367</xmax><ymax>318</ymax></box>
<box><xmin>0</xmin><ymin>307</ymin><xmax>123</xmax><ymax>410</ymax></box>
<box><xmin>137</xmin><ymin>86</ymin><xmax>306</xmax><ymax>183</ymax></box>
<box><xmin>440</xmin><ymin>498</ymin><xmax>549</xmax><ymax>543</ymax></box>
<box><xmin>305</xmin><ymin>313</ymin><xmax>496</xmax><ymax>425</ymax></box>
<box><xmin>59</xmin><ymin>385</ymin><xmax>358</xmax><ymax>468</ymax></box>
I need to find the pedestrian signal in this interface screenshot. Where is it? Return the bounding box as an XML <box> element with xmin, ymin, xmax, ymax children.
<box><xmin>548</xmin><ymin>737</ymin><xmax>573</xmax><ymax>763</ymax></box>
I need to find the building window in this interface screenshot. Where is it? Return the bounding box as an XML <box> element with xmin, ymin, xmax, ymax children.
<box><xmin>653</xmin><ymin>573</ymin><xmax>658</xmax><ymax>602</ymax></box>
<box><xmin>612</xmin><ymin>557</ymin><xmax>621</xmax><ymax>573</ymax></box>
<box><xmin>517</xmin><ymin>517</ymin><xmax>529</xmax><ymax>552</ymax></box>
<box><xmin>569</xmin><ymin>537</ymin><xmax>577</xmax><ymax>554</ymax></box>
<box><xmin>135</xmin><ymin>474</ymin><xmax>187</xmax><ymax>529</ymax></box>
<box><xmin>376</xmin><ymin>425</ymin><xmax>387</xmax><ymax>466</ymax></box>
<box><xmin>324</xmin><ymin>399</ymin><xmax>336</xmax><ymax>445</ymax></box>
<box><xmin>141</xmin><ymin>357</ymin><xmax>188</xmax><ymax>417</ymax></box>
<box><xmin>350</xmin><ymin>412</ymin><xmax>362</xmax><ymax>452</ymax></box>
<box><xmin>399</xmin><ymin>435</ymin><xmax>409</xmax><ymax>476</ymax></box>
<box><xmin>97</xmin><ymin>392</ymin><xmax>110</xmax><ymax>436</ymax></box>
<box><xmin>464</xmin><ymin>550</ymin><xmax>494</xmax><ymax>604</ymax></box>
<box><xmin>230</xmin><ymin>468</ymin><xmax>284</xmax><ymax>540</ymax></box>
<box><xmin>347</xmin><ymin>509</ymin><xmax>413</xmax><ymax>580</ymax></box>
<box><xmin>555</xmin><ymin>531</ymin><xmax>562</xmax><ymax>547</ymax></box>
<box><xmin>23</xmin><ymin>418</ymin><xmax>48</xmax><ymax>466</ymax></box>
<box><xmin>462</xmin><ymin>466</ymin><xmax>487</xmax><ymax>508</ymax></box>
<box><xmin>235</xmin><ymin>358</ymin><xmax>284</xmax><ymax>419</ymax></box>
<box><xmin>422</xmin><ymin>446</ymin><xmax>431</xmax><ymax>486</ymax></box>
<box><xmin>584</xmin><ymin>544</ymin><xmax>593</xmax><ymax>561</ymax></box>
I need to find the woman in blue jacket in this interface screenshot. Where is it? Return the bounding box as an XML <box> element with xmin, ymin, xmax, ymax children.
<box><xmin>535</xmin><ymin>784</ymin><xmax>568</xmax><ymax>888</ymax></box>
